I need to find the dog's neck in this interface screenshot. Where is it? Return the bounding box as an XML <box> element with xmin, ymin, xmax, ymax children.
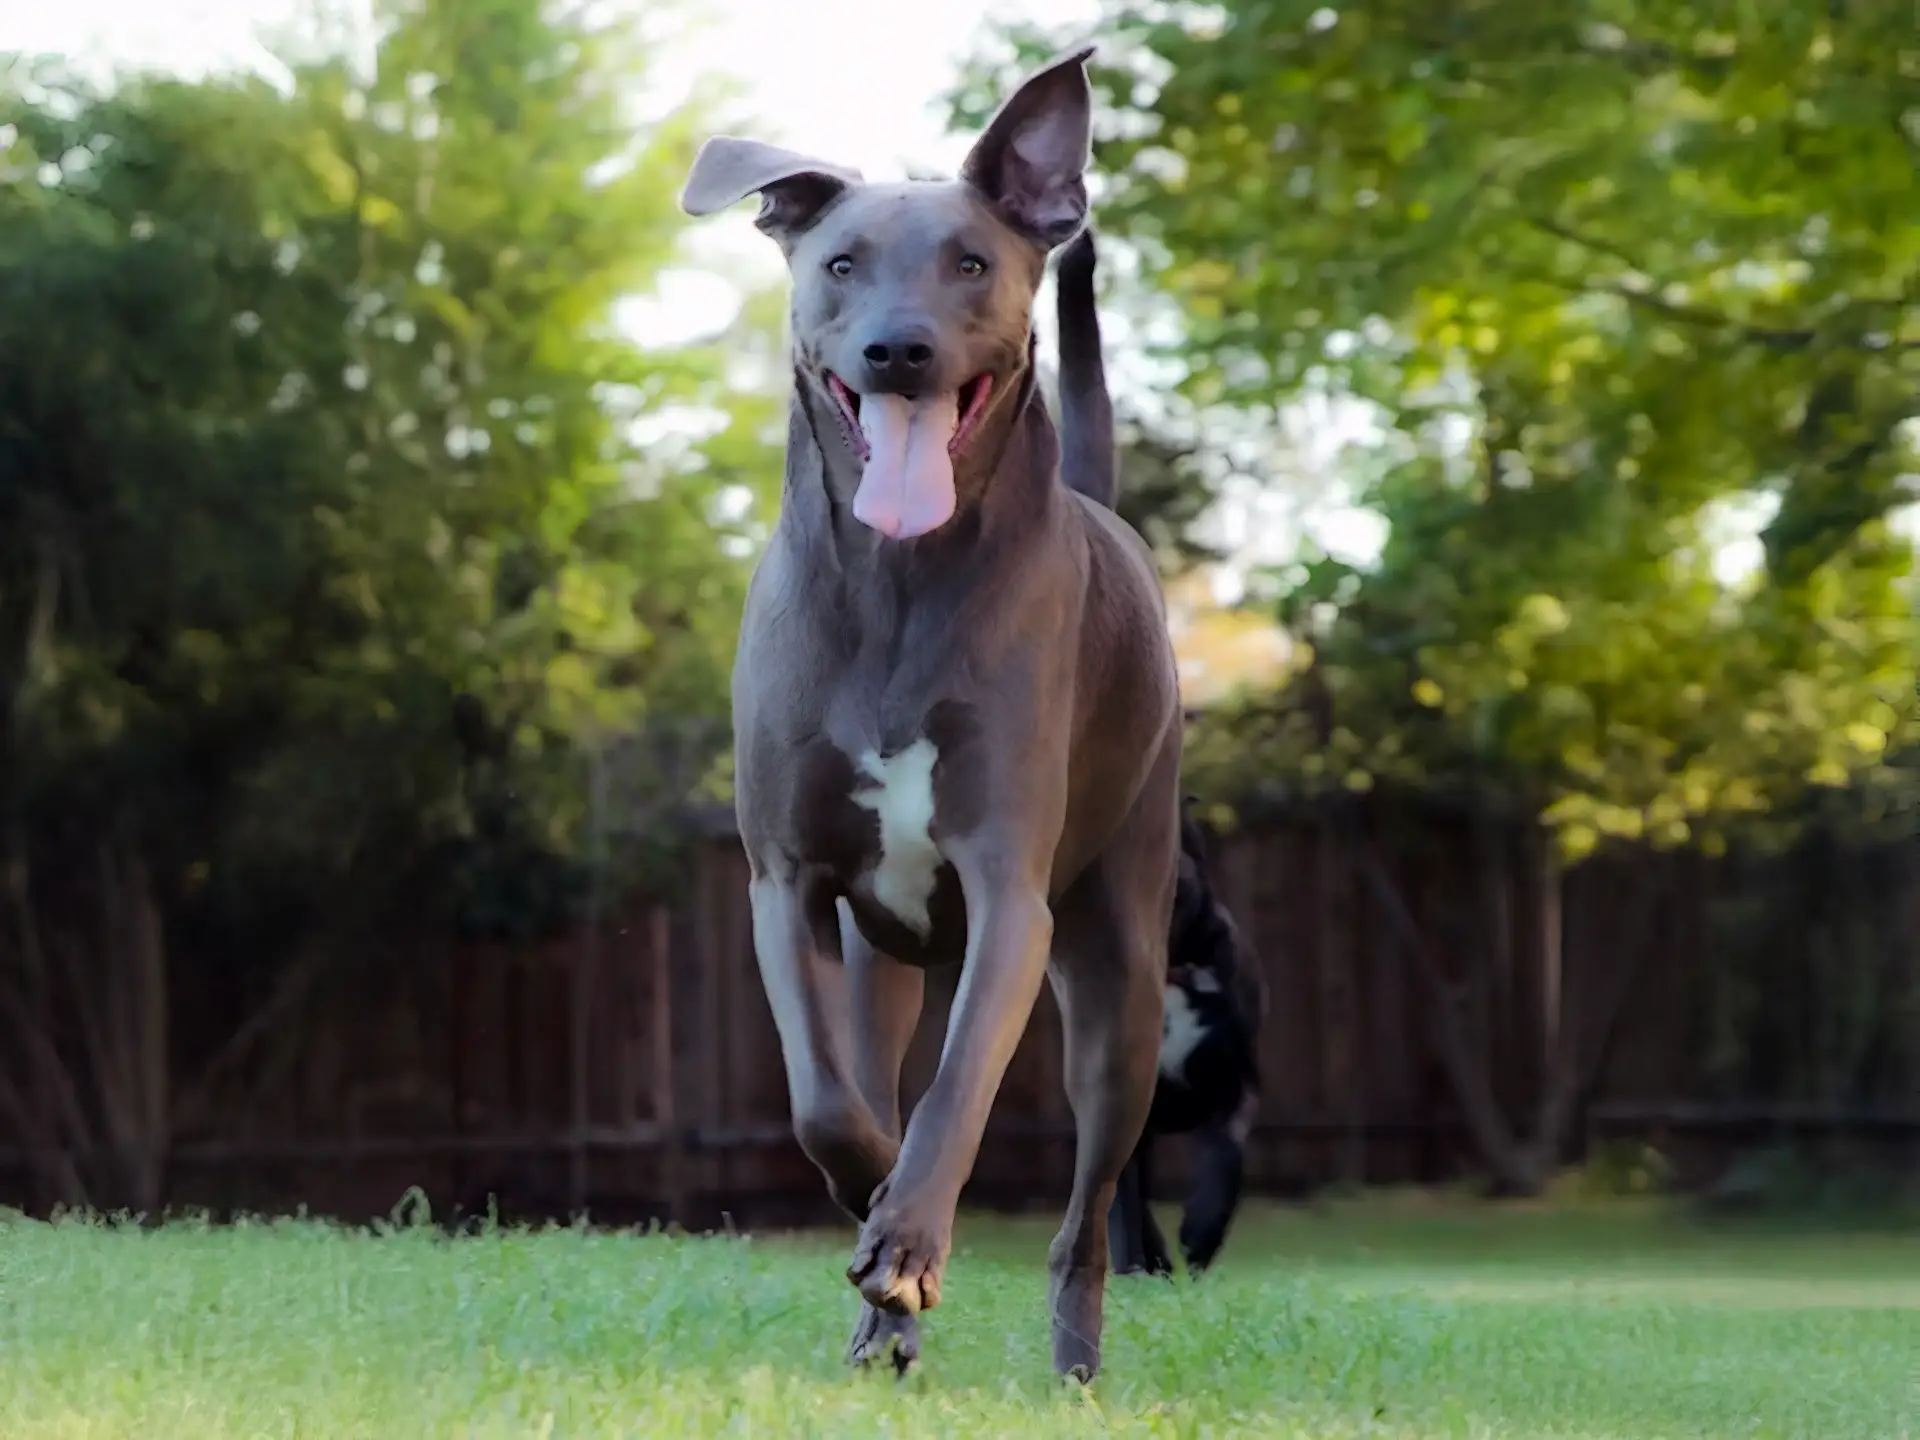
<box><xmin>783</xmin><ymin>333</ymin><xmax>1060</xmax><ymax>576</ymax></box>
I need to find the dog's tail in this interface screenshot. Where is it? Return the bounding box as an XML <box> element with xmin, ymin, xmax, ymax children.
<box><xmin>1055</xmin><ymin>227</ymin><xmax>1117</xmax><ymax>509</ymax></box>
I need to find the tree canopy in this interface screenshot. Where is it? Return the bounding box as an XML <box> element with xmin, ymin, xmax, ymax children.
<box><xmin>0</xmin><ymin>0</ymin><xmax>783</xmax><ymax>1206</ymax></box>
<box><xmin>3</xmin><ymin>0</ymin><xmax>778</xmax><ymax>922</ymax></box>
<box><xmin>951</xmin><ymin>0</ymin><xmax>1919</xmax><ymax>856</ymax></box>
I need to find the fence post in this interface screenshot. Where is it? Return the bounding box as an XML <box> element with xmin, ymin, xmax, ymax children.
<box><xmin>568</xmin><ymin>746</ymin><xmax>608</xmax><ymax>1219</ymax></box>
<box><xmin>449</xmin><ymin>941</ymin><xmax>467</xmax><ymax>1208</ymax></box>
<box><xmin>1319</xmin><ymin>799</ymin><xmax>1364</xmax><ymax>1186</ymax></box>
<box><xmin>1473</xmin><ymin>801</ymin><xmax>1516</xmax><ymax>1120</ymax></box>
<box><xmin>1533</xmin><ymin>827</ymin><xmax>1564</xmax><ymax>1128</ymax></box>
<box><xmin>649</xmin><ymin>904</ymin><xmax>683</xmax><ymax>1227</ymax></box>
<box><xmin>567</xmin><ymin>937</ymin><xmax>596</xmax><ymax>1219</ymax></box>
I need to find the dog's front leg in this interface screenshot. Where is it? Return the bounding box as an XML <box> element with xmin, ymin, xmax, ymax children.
<box><xmin>841</xmin><ymin>906</ymin><xmax>928</xmax><ymax>1374</ymax></box>
<box><xmin>846</xmin><ymin>858</ymin><xmax>1052</xmax><ymax>1317</ymax></box>
<box><xmin>749</xmin><ymin>873</ymin><xmax>897</xmax><ymax>1221</ymax></box>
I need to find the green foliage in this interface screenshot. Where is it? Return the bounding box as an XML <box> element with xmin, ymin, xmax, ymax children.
<box><xmin>1111</xmin><ymin>404</ymin><xmax>1227</xmax><ymax>572</ymax></box>
<box><xmin>951</xmin><ymin>1</ymin><xmax>1919</xmax><ymax>856</ymax></box>
<box><xmin>1560</xmin><ymin>1140</ymin><xmax>1674</xmax><ymax>1202</ymax></box>
<box><xmin>0</xmin><ymin>0</ymin><xmax>779</xmax><ymax>947</ymax></box>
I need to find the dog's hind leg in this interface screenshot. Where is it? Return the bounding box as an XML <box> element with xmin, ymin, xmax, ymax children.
<box><xmin>1109</xmin><ymin>1132</ymin><xmax>1174</xmax><ymax>1277</ymax></box>
<box><xmin>841</xmin><ymin>906</ymin><xmax>927</xmax><ymax>1373</ymax></box>
<box><xmin>1044</xmin><ymin>739</ymin><xmax>1180</xmax><ymax>1379</ymax></box>
<box><xmin>749</xmin><ymin>874</ymin><xmax>897</xmax><ymax>1223</ymax></box>
<box><xmin>1178</xmin><ymin>1091</ymin><xmax>1256</xmax><ymax>1274</ymax></box>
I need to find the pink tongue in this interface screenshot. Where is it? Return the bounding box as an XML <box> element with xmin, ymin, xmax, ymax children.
<box><xmin>852</xmin><ymin>391</ymin><xmax>960</xmax><ymax>540</ymax></box>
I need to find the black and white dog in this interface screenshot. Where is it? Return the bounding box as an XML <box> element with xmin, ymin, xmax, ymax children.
<box><xmin>1109</xmin><ymin>802</ymin><xmax>1264</xmax><ymax>1276</ymax></box>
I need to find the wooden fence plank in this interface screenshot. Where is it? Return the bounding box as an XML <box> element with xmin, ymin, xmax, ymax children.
<box><xmin>11</xmin><ymin>800</ymin><xmax>1920</xmax><ymax>1222</ymax></box>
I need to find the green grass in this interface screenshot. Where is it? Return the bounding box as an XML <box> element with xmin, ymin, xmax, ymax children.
<box><xmin>2</xmin><ymin>1196</ymin><xmax>1916</xmax><ymax>1438</ymax></box>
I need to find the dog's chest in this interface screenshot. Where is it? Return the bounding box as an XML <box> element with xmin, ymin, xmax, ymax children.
<box><xmin>782</xmin><ymin>731</ymin><xmax>952</xmax><ymax>943</ymax></box>
<box><xmin>847</xmin><ymin>739</ymin><xmax>944</xmax><ymax>936</ymax></box>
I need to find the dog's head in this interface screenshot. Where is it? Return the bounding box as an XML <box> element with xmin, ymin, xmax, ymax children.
<box><xmin>680</xmin><ymin>49</ymin><xmax>1097</xmax><ymax>540</ymax></box>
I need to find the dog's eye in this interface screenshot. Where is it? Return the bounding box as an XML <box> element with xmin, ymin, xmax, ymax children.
<box><xmin>957</xmin><ymin>253</ymin><xmax>988</xmax><ymax>278</ymax></box>
<box><xmin>827</xmin><ymin>255</ymin><xmax>854</xmax><ymax>278</ymax></box>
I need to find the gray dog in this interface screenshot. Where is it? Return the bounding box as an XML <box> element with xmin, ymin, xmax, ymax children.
<box><xmin>680</xmin><ymin>47</ymin><xmax>1181</xmax><ymax>1381</ymax></box>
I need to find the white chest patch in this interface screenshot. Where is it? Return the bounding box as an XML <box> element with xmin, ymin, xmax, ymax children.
<box><xmin>1159</xmin><ymin>984</ymin><xmax>1206</xmax><ymax>1082</ymax></box>
<box><xmin>850</xmin><ymin>738</ymin><xmax>942</xmax><ymax>937</ymax></box>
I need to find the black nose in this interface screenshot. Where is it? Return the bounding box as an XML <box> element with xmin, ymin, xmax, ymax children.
<box><xmin>860</xmin><ymin>331</ymin><xmax>937</xmax><ymax>391</ymax></box>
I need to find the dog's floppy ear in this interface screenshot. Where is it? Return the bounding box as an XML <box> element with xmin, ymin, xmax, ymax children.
<box><xmin>680</xmin><ymin>137</ymin><xmax>862</xmax><ymax>247</ymax></box>
<box><xmin>961</xmin><ymin>45</ymin><xmax>1095</xmax><ymax>248</ymax></box>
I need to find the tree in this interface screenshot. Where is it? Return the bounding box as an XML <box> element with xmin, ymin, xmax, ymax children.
<box><xmin>0</xmin><ymin>0</ymin><xmax>780</xmax><ymax>1210</ymax></box>
<box><xmin>951</xmin><ymin>0</ymin><xmax>1918</xmax><ymax>853</ymax></box>
<box><xmin>948</xmin><ymin>1</ymin><xmax>1918</xmax><ymax>1192</ymax></box>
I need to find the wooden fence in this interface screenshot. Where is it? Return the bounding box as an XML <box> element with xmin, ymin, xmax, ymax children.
<box><xmin>8</xmin><ymin>800</ymin><xmax>1919</xmax><ymax>1225</ymax></box>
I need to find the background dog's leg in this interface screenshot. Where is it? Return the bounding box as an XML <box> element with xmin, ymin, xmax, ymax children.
<box><xmin>1108</xmin><ymin>1146</ymin><xmax>1148</xmax><ymax>1275</ymax></box>
<box><xmin>1178</xmin><ymin>1105</ymin><xmax>1250</xmax><ymax>1275</ymax></box>
<box><xmin>749</xmin><ymin>875</ymin><xmax>897</xmax><ymax>1222</ymax></box>
<box><xmin>847</xmin><ymin>846</ymin><xmax>1053</xmax><ymax>1320</ymax></box>
<box><xmin>1141</xmin><ymin>1137</ymin><xmax>1175</xmax><ymax>1275</ymax></box>
<box><xmin>1138</xmin><ymin>1134</ymin><xmax>1174</xmax><ymax>1275</ymax></box>
<box><xmin>841</xmin><ymin>907</ymin><xmax>926</xmax><ymax>1372</ymax></box>
<box><xmin>1109</xmin><ymin>1133</ymin><xmax>1173</xmax><ymax>1277</ymax></box>
<box><xmin>1043</xmin><ymin>740</ymin><xmax>1180</xmax><ymax>1380</ymax></box>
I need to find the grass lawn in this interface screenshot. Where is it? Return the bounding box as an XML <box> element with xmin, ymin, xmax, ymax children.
<box><xmin>2</xmin><ymin>1195</ymin><xmax>1915</xmax><ymax>1438</ymax></box>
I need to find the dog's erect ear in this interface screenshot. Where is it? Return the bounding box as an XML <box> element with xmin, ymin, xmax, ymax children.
<box><xmin>680</xmin><ymin>137</ymin><xmax>862</xmax><ymax>247</ymax></box>
<box><xmin>961</xmin><ymin>45</ymin><xmax>1095</xmax><ymax>248</ymax></box>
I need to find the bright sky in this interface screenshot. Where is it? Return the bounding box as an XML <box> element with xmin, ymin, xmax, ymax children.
<box><xmin>5</xmin><ymin>0</ymin><xmax>1097</xmax><ymax>173</ymax></box>
<box><xmin>6</xmin><ymin>0</ymin><xmax>1103</xmax><ymax>327</ymax></box>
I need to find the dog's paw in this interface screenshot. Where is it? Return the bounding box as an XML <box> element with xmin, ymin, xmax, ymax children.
<box><xmin>1178</xmin><ymin>1227</ymin><xmax>1226</xmax><ymax>1276</ymax></box>
<box><xmin>1048</xmin><ymin>1264</ymin><xmax>1106</xmax><ymax>1381</ymax></box>
<box><xmin>847</xmin><ymin>1301</ymin><xmax>920</xmax><ymax>1375</ymax></box>
<box><xmin>847</xmin><ymin>1206</ymin><xmax>950</xmax><ymax>1315</ymax></box>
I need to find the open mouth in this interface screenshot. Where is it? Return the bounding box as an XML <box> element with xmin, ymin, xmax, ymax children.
<box><xmin>826</xmin><ymin>372</ymin><xmax>994</xmax><ymax>462</ymax></box>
